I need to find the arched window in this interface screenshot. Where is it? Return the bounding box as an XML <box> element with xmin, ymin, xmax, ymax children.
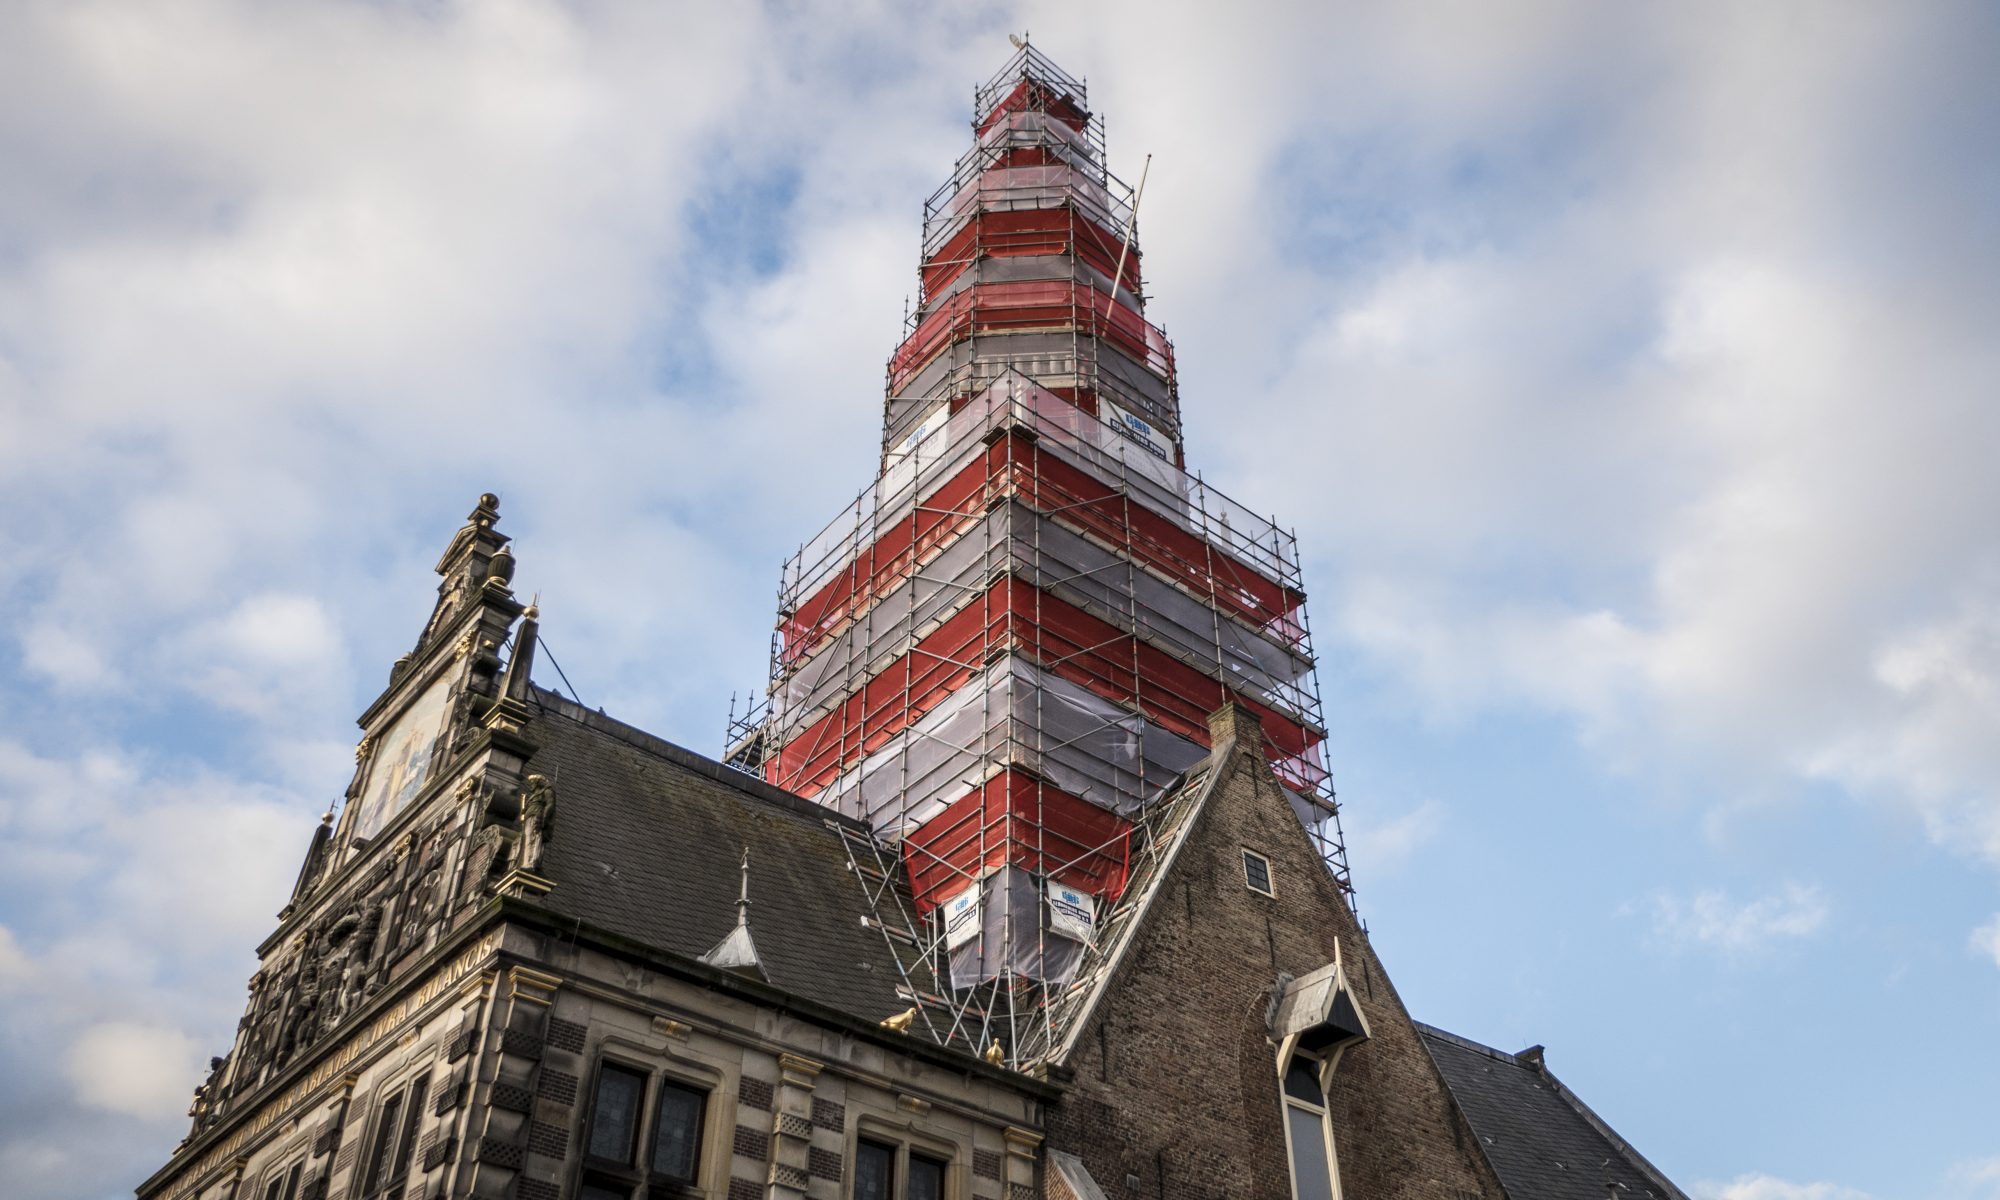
<box><xmin>1281</xmin><ymin>1052</ymin><xmax>1339</xmax><ymax>1200</ymax></box>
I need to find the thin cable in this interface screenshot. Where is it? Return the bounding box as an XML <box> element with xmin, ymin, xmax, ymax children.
<box><xmin>537</xmin><ymin>636</ymin><xmax>585</xmax><ymax>707</ymax></box>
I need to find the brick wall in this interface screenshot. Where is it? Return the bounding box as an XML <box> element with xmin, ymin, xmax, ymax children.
<box><xmin>1043</xmin><ymin>707</ymin><xmax>1504</xmax><ymax>1200</ymax></box>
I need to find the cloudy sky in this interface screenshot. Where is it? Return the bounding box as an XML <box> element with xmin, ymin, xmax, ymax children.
<box><xmin>1</xmin><ymin>1</ymin><xmax>1995</xmax><ymax>1197</ymax></box>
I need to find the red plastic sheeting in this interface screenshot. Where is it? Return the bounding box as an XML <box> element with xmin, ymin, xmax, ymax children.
<box><xmin>899</xmin><ymin>767</ymin><xmax>1131</xmax><ymax>914</ymax></box>
<box><xmin>921</xmin><ymin>207</ymin><xmax>1139</xmax><ymax>302</ymax></box>
<box><xmin>768</xmin><ymin>576</ymin><xmax>1319</xmax><ymax>798</ymax></box>
<box><xmin>889</xmin><ymin>279</ymin><xmax>1174</xmax><ymax>394</ymax></box>
<box><xmin>781</xmin><ymin>431</ymin><xmax>1304</xmax><ymax>669</ymax></box>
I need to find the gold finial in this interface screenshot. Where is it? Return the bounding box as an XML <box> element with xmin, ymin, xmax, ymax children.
<box><xmin>983</xmin><ymin>1039</ymin><xmax>1005</xmax><ymax>1066</ymax></box>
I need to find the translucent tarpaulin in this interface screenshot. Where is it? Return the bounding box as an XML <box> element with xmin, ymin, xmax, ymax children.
<box><xmin>814</xmin><ymin>656</ymin><xmax>1208</xmax><ymax>836</ymax></box>
<box><xmin>771</xmin><ymin>498</ymin><xmax>1316</xmax><ymax>737</ymax></box>
<box><xmin>794</xmin><ymin>375</ymin><xmax>1299</xmax><ymax>618</ymax></box>
<box><xmin>920</xmin><ymin>248</ymin><xmax>1140</xmax><ymax>317</ymax></box>
<box><xmin>884</xmin><ymin>331</ymin><xmax>1178</xmax><ymax>457</ymax></box>
<box><xmin>940</xmin><ymin>865</ymin><xmax>1086</xmax><ymax>987</ymax></box>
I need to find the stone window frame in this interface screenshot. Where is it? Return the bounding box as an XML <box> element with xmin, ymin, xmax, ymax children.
<box><xmin>847</xmin><ymin>1114</ymin><xmax>963</xmax><ymax>1200</ymax></box>
<box><xmin>356</xmin><ymin>1063</ymin><xmax>433</xmax><ymax>1199</ymax></box>
<box><xmin>1241</xmin><ymin>848</ymin><xmax>1276</xmax><ymax>897</ymax></box>
<box><xmin>576</xmin><ymin>1043</ymin><xmax>726</xmax><ymax>1199</ymax></box>
<box><xmin>255</xmin><ymin>1146</ymin><xmax>309</xmax><ymax>1200</ymax></box>
<box><xmin>1277</xmin><ymin>1048</ymin><xmax>1341</xmax><ymax>1200</ymax></box>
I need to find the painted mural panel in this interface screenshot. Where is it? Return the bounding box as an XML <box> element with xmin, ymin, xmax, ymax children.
<box><xmin>351</xmin><ymin>673</ymin><xmax>454</xmax><ymax>842</ymax></box>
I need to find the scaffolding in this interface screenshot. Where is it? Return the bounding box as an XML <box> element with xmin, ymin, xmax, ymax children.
<box><xmin>883</xmin><ymin>46</ymin><xmax>1178</xmax><ymax>466</ymax></box>
<box><xmin>726</xmin><ymin>45</ymin><xmax>1351</xmax><ymax>1052</ymax></box>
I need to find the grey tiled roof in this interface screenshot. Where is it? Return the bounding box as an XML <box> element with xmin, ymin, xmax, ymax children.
<box><xmin>525</xmin><ymin>689</ymin><xmax>921</xmax><ymax>1022</ymax></box>
<box><xmin>1418</xmin><ymin>1024</ymin><xmax>1688</xmax><ymax>1200</ymax></box>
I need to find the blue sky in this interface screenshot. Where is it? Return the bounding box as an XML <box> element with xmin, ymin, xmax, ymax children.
<box><xmin>1</xmin><ymin>3</ymin><xmax>1996</xmax><ymax>1199</ymax></box>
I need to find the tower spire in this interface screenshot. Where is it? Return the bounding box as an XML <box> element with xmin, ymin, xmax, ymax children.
<box><xmin>737</xmin><ymin>46</ymin><xmax>1348</xmax><ymax>989</ymax></box>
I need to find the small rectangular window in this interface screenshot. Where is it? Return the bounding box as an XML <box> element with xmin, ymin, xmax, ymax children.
<box><xmin>1243</xmin><ymin>849</ymin><xmax>1274</xmax><ymax>896</ymax></box>
<box><xmin>649</xmin><ymin>1078</ymin><xmax>707</xmax><ymax>1182</ymax></box>
<box><xmin>587</xmin><ymin>1063</ymin><xmax>647</xmax><ymax>1164</ymax></box>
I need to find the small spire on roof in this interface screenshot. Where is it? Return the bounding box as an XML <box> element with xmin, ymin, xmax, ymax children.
<box><xmin>699</xmin><ymin>849</ymin><xmax>767</xmax><ymax>980</ymax></box>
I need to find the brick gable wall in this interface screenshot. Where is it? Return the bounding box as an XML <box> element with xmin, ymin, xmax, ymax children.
<box><xmin>1043</xmin><ymin>706</ymin><xmax>1503</xmax><ymax>1200</ymax></box>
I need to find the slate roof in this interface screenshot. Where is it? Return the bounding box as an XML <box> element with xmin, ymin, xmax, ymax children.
<box><xmin>1418</xmin><ymin>1024</ymin><xmax>1688</xmax><ymax>1200</ymax></box>
<box><xmin>523</xmin><ymin>687</ymin><xmax>922</xmax><ymax>1022</ymax></box>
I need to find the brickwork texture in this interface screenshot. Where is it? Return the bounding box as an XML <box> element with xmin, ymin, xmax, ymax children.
<box><xmin>1044</xmin><ymin>711</ymin><xmax>1506</xmax><ymax>1200</ymax></box>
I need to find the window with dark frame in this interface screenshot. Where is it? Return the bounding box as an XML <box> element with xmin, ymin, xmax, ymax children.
<box><xmin>855</xmin><ymin>1139</ymin><xmax>896</xmax><ymax>1200</ymax></box>
<box><xmin>1243</xmin><ymin>849</ymin><xmax>1275</xmax><ymax>896</ymax></box>
<box><xmin>586</xmin><ymin>1063</ymin><xmax>648</xmax><ymax>1165</ymax></box>
<box><xmin>359</xmin><ymin>1073</ymin><xmax>429</xmax><ymax>1199</ymax></box>
<box><xmin>581</xmin><ymin>1059</ymin><xmax>713</xmax><ymax>1199</ymax></box>
<box><xmin>853</xmin><ymin>1136</ymin><xmax>951</xmax><ymax>1200</ymax></box>
<box><xmin>261</xmin><ymin>1160</ymin><xmax>304</xmax><ymax>1200</ymax></box>
<box><xmin>360</xmin><ymin>1090</ymin><xmax>403</xmax><ymax>1197</ymax></box>
<box><xmin>908</xmin><ymin>1151</ymin><xmax>947</xmax><ymax>1200</ymax></box>
<box><xmin>392</xmin><ymin>1076</ymin><xmax>428</xmax><ymax>1181</ymax></box>
<box><xmin>648</xmin><ymin>1078</ymin><xmax>707</xmax><ymax>1183</ymax></box>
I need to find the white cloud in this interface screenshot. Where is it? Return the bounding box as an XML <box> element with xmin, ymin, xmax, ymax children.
<box><xmin>1650</xmin><ymin>884</ymin><xmax>1829</xmax><ymax>955</ymax></box>
<box><xmin>19</xmin><ymin>622</ymin><xmax>114</xmax><ymax>692</ymax></box>
<box><xmin>0</xmin><ymin>925</ymin><xmax>32</xmax><ymax>991</ymax></box>
<box><xmin>1343</xmin><ymin>799</ymin><xmax>1445</xmax><ymax>875</ymax></box>
<box><xmin>1947</xmin><ymin>1157</ymin><xmax>2000</xmax><ymax>1200</ymax></box>
<box><xmin>170</xmin><ymin>591</ymin><xmax>348</xmax><ymax>718</ymax></box>
<box><xmin>1156</xmin><ymin>1</ymin><xmax>2000</xmax><ymax>875</ymax></box>
<box><xmin>1971</xmin><ymin>915</ymin><xmax>2000</xmax><ymax>970</ymax></box>
<box><xmin>1694</xmin><ymin>1174</ymin><xmax>1871</xmax><ymax>1200</ymax></box>
<box><xmin>66</xmin><ymin>1021</ymin><xmax>202</xmax><ymax>1120</ymax></box>
<box><xmin>0</xmin><ymin>0</ymin><xmax>1993</xmax><ymax>1193</ymax></box>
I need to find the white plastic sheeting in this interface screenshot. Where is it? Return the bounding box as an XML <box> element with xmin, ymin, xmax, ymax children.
<box><xmin>790</xmin><ymin>374</ymin><xmax>1298</xmax><ymax>629</ymax></box>
<box><xmin>813</xmin><ymin>656</ymin><xmax>1209</xmax><ymax>836</ymax></box>
<box><xmin>942</xmin><ymin>866</ymin><xmax>1087</xmax><ymax>987</ymax></box>
<box><xmin>884</xmin><ymin>331</ymin><xmax>1178</xmax><ymax>451</ymax></box>
<box><xmin>772</xmin><ymin>499</ymin><xmax>1315</xmax><ymax>736</ymax></box>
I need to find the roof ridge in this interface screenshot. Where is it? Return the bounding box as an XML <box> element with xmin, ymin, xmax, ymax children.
<box><xmin>1415</xmin><ymin>1022</ymin><xmax>1692</xmax><ymax>1200</ymax></box>
<box><xmin>1411</xmin><ymin>1021</ymin><xmax>1525</xmax><ymax>1066</ymax></box>
<box><xmin>527</xmin><ymin>684</ymin><xmax>870</xmax><ymax>834</ymax></box>
<box><xmin>1036</xmin><ymin>743</ymin><xmax>1233</xmax><ymax>1067</ymax></box>
<box><xmin>1536</xmin><ymin>1059</ymin><xmax>1692</xmax><ymax>1200</ymax></box>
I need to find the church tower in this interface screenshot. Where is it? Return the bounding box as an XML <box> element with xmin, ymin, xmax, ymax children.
<box><xmin>144</xmin><ymin>46</ymin><xmax>1686</xmax><ymax>1200</ymax></box>
<box><xmin>733</xmin><ymin>44</ymin><xmax>1348</xmax><ymax>987</ymax></box>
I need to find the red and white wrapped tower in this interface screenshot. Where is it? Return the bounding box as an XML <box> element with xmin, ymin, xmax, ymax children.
<box><xmin>735</xmin><ymin>46</ymin><xmax>1347</xmax><ymax>987</ymax></box>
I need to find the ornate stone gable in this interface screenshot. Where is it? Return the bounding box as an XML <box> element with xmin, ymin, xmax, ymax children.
<box><xmin>183</xmin><ymin>495</ymin><xmax>554</xmax><ymax>1146</ymax></box>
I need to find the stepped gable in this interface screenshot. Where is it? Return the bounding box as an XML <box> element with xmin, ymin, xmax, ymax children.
<box><xmin>1040</xmin><ymin>703</ymin><xmax>1506</xmax><ymax>1199</ymax></box>
<box><xmin>522</xmin><ymin>687</ymin><xmax>925</xmax><ymax>1023</ymax></box>
<box><xmin>1420</xmin><ymin>1025</ymin><xmax>1691</xmax><ymax>1200</ymax></box>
